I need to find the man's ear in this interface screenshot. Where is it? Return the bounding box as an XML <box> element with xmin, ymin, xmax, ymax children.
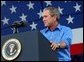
<box><xmin>53</xmin><ymin>15</ymin><xmax>57</xmax><ymax>21</ymax></box>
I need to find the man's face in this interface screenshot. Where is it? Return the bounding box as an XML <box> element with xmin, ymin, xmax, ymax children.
<box><xmin>42</xmin><ymin>10</ymin><xmax>56</xmax><ymax>27</ymax></box>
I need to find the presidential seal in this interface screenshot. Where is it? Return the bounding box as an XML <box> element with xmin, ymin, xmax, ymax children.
<box><xmin>1</xmin><ymin>38</ymin><xmax>21</xmax><ymax>61</ymax></box>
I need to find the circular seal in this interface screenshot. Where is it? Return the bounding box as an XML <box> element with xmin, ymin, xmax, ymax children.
<box><xmin>2</xmin><ymin>38</ymin><xmax>21</xmax><ymax>61</ymax></box>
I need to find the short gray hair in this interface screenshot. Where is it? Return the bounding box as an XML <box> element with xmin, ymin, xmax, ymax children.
<box><xmin>44</xmin><ymin>7</ymin><xmax>60</xmax><ymax>20</ymax></box>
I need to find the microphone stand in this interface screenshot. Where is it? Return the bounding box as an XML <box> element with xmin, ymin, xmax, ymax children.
<box><xmin>13</xmin><ymin>27</ymin><xmax>18</xmax><ymax>34</ymax></box>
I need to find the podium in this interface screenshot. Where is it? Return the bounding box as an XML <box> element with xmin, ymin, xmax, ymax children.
<box><xmin>1</xmin><ymin>30</ymin><xmax>58</xmax><ymax>61</ymax></box>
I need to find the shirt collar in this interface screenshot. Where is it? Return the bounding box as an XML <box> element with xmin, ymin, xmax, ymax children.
<box><xmin>57</xmin><ymin>24</ymin><xmax>61</xmax><ymax>30</ymax></box>
<box><xmin>45</xmin><ymin>24</ymin><xmax>61</xmax><ymax>32</ymax></box>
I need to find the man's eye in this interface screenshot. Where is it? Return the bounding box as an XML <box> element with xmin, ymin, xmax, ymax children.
<box><xmin>44</xmin><ymin>16</ymin><xmax>47</xmax><ymax>17</ymax></box>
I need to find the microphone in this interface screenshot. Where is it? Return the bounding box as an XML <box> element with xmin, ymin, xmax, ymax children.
<box><xmin>11</xmin><ymin>21</ymin><xmax>27</xmax><ymax>28</ymax></box>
